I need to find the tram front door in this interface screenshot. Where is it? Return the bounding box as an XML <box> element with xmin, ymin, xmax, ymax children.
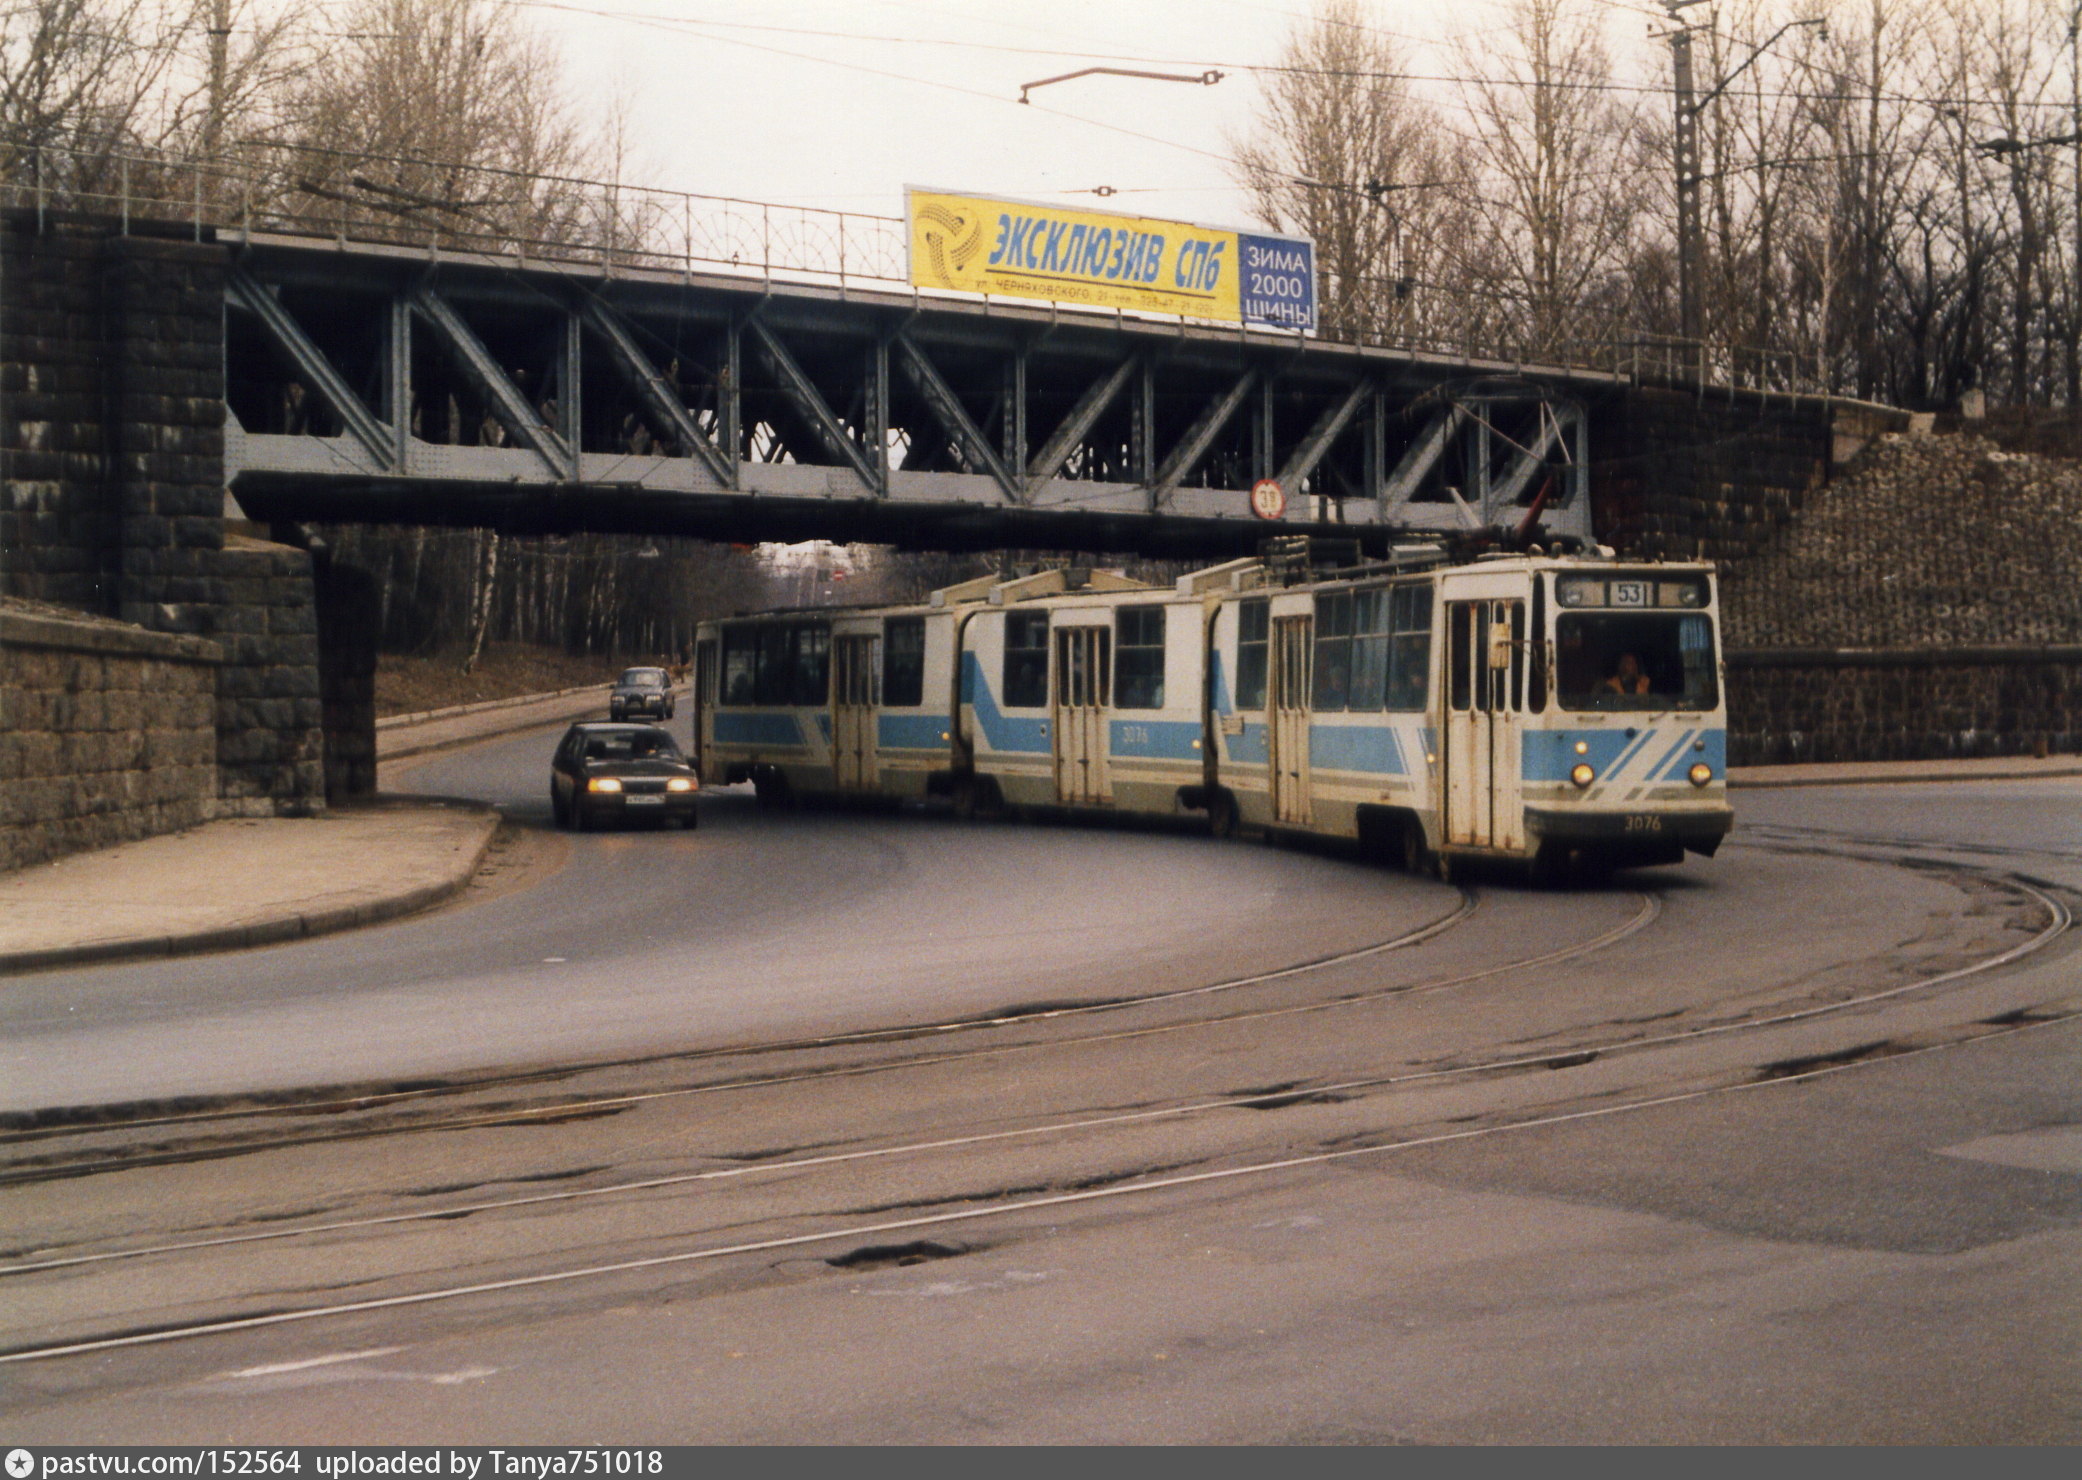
<box><xmin>1444</xmin><ymin>599</ymin><xmax>1525</xmax><ymax>852</ymax></box>
<box><xmin>831</xmin><ymin>634</ymin><xmax>879</xmax><ymax>791</ymax></box>
<box><xmin>1053</xmin><ymin>624</ymin><xmax>1111</xmax><ymax>805</ymax></box>
<box><xmin>1269</xmin><ymin>615</ymin><xmax>1313</xmax><ymax>825</ymax></box>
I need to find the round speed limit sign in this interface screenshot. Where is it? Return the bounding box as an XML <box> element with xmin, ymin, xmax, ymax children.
<box><xmin>1249</xmin><ymin>478</ymin><xmax>1286</xmax><ymax>520</ymax></box>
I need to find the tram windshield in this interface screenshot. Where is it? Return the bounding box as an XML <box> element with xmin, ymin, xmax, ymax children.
<box><xmin>1555</xmin><ymin>613</ymin><xmax>1718</xmax><ymax>711</ymax></box>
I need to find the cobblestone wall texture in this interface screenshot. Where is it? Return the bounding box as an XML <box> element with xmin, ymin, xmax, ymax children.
<box><xmin>1593</xmin><ymin>387</ymin><xmax>1836</xmax><ymax>563</ymax></box>
<box><xmin>1</xmin><ymin>216</ymin><xmax>327</xmax><ymax>856</ymax></box>
<box><xmin>1728</xmin><ymin>659</ymin><xmax>2082</xmax><ymax>764</ymax></box>
<box><xmin>1722</xmin><ymin>432</ymin><xmax>2082</xmax><ymax>648</ymax></box>
<box><xmin>1</xmin><ymin>605</ymin><xmax>221</xmax><ymax>872</ymax></box>
<box><xmin>1718</xmin><ymin>430</ymin><xmax>2082</xmax><ymax>762</ymax></box>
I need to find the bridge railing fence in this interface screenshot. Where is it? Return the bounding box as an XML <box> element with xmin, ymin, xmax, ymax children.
<box><xmin>0</xmin><ymin>136</ymin><xmax>1824</xmax><ymax>400</ymax></box>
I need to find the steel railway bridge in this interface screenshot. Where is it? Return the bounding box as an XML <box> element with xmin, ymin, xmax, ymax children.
<box><xmin>224</xmin><ymin>232</ymin><xmax>1614</xmax><ymax>557</ymax></box>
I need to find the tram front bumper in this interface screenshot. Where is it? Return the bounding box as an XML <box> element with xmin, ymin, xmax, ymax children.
<box><xmin>1525</xmin><ymin>804</ymin><xmax>1734</xmax><ymax>860</ymax></box>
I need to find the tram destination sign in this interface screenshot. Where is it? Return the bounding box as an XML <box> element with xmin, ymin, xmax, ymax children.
<box><xmin>907</xmin><ymin>187</ymin><xmax>1316</xmax><ymax>332</ymax></box>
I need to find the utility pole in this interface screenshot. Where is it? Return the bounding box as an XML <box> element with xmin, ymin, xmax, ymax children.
<box><xmin>204</xmin><ymin>0</ymin><xmax>231</xmax><ymax>171</ymax></box>
<box><xmin>1662</xmin><ymin>6</ymin><xmax>1826</xmax><ymax>356</ymax></box>
<box><xmin>1663</xmin><ymin>2</ymin><xmax>1709</xmax><ymax>347</ymax></box>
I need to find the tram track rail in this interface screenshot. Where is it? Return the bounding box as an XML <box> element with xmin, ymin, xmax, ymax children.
<box><xmin>3</xmin><ymin>997</ymin><xmax>2075</xmax><ymax>1370</ymax></box>
<box><xmin>0</xmin><ymin>839</ymin><xmax>2068</xmax><ymax>1201</ymax></box>
<box><xmin>1</xmin><ymin>851</ymin><xmax>2069</xmax><ymax>1287</ymax></box>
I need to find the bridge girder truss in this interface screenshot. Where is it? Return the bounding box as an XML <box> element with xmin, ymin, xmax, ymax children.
<box><xmin>223</xmin><ymin>238</ymin><xmax>1608</xmax><ymax>554</ymax></box>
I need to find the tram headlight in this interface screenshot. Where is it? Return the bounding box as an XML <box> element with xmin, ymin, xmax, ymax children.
<box><xmin>1570</xmin><ymin>763</ymin><xmax>1595</xmax><ymax>788</ymax></box>
<box><xmin>587</xmin><ymin>777</ymin><xmax>623</xmax><ymax>793</ymax></box>
<box><xmin>1688</xmin><ymin>762</ymin><xmax>1713</xmax><ymax>787</ymax></box>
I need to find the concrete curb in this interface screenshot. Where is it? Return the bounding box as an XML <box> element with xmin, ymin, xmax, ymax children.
<box><xmin>377</xmin><ymin>683</ymin><xmax>607</xmax><ymax>730</ymax></box>
<box><xmin>1729</xmin><ymin>762</ymin><xmax>2082</xmax><ymax>789</ymax></box>
<box><xmin>0</xmin><ymin>805</ymin><xmax>502</xmax><ymax>976</ymax></box>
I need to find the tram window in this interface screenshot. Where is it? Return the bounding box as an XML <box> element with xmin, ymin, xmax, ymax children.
<box><xmin>1529</xmin><ymin>579</ymin><xmax>1548</xmax><ymax>712</ymax></box>
<box><xmin>753</xmin><ymin>625</ymin><xmax>793</xmax><ymax>705</ymax></box>
<box><xmin>1234</xmin><ymin>599</ymin><xmax>1269</xmax><ymax>710</ymax></box>
<box><xmin>883</xmin><ymin>617</ymin><xmax>925</xmax><ymax>707</ymax></box>
<box><xmin>1448</xmin><ymin>605</ymin><xmax>1476</xmax><ymax>711</ymax></box>
<box><xmin>790</xmin><ymin>626</ymin><xmax>830</xmax><ymax>706</ymax></box>
<box><xmin>1113</xmin><ymin>606</ymin><xmax>1166</xmax><ymax>709</ymax></box>
<box><xmin>1385</xmin><ymin>584</ymin><xmax>1431</xmax><ymax>711</ymax></box>
<box><xmin>721</xmin><ymin>628</ymin><xmax>756</xmax><ymax>705</ymax></box>
<box><xmin>1003</xmin><ymin>610</ymin><xmax>1050</xmax><ymax>708</ymax></box>
<box><xmin>1313</xmin><ymin>591</ymin><xmax>1353</xmax><ymax>710</ymax></box>
<box><xmin>1347</xmin><ymin>589</ymin><xmax>1388</xmax><ymax>711</ymax></box>
<box><xmin>1556</xmin><ymin>612</ymin><xmax>1719</xmax><ymax>711</ymax></box>
<box><xmin>1509</xmin><ymin>603</ymin><xmax>1526</xmax><ymax>712</ymax></box>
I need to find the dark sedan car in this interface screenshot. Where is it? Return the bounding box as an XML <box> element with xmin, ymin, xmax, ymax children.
<box><xmin>609</xmin><ymin>666</ymin><xmax>676</xmax><ymax>721</ymax></box>
<box><xmin>550</xmin><ymin>723</ymin><xmax>699</xmax><ymax>830</ymax></box>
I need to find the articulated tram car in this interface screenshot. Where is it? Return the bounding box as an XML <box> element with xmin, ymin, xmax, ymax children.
<box><xmin>693</xmin><ymin>549</ymin><xmax>1732</xmax><ymax>876</ymax></box>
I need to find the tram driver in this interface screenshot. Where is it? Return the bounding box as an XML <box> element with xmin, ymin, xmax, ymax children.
<box><xmin>1599</xmin><ymin>652</ymin><xmax>1652</xmax><ymax>696</ymax></box>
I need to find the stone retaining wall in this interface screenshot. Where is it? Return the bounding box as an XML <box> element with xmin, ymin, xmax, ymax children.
<box><xmin>1727</xmin><ymin>647</ymin><xmax>2082</xmax><ymax>765</ymax></box>
<box><xmin>1</xmin><ymin>606</ymin><xmax>221</xmax><ymax>872</ymax></box>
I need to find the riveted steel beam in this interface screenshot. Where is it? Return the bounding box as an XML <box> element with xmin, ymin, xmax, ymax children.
<box><xmin>1486</xmin><ymin>400</ymin><xmax>1575</xmax><ymax>511</ymax></box>
<box><xmin>745</xmin><ymin>317</ymin><xmax>879</xmax><ymax>494</ymax></box>
<box><xmin>1275</xmin><ymin>378</ymin><xmax>1373</xmax><ymax>494</ymax></box>
<box><xmin>409</xmin><ymin>286</ymin><xmax>571</xmax><ymax>479</ymax></box>
<box><xmin>1150</xmin><ymin>368</ymin><xmax>1258</xmax><ymax>507</ymax></box>
<box><xmin>227</xmin><ymin>267</ymin><xmax>394</xmax><ymax>469</ymax></box>
<box><xmin>580</xmin><ymin>297</ymin><xmax>736</xmax><ymax>487</ymax></box>
<box><xmin>894</xmin><ymin>333</ymin><xmax>1022</xmax><ymax>504</ymax></box>
<box><xmin>1025</xmin><ymin>354</ymin><xmax>1141</xmax><ymax>495</ymax></box>
<box><xmin>1379</xmin><ymin>404</ymin><xmax>1468</xmax><ymax>513</ymax></box>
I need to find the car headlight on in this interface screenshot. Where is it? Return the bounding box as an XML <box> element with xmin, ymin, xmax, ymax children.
<box><xmin>587</xmin><ymin>777</ymin><xmax>623</xmax><ymax>793</ymax></box>
<box><xmin>1688</xmin><ymin>762</ymin><xmax>1713</xmax><ymax>786</ymax></box>
<box><xmin>1570</xmin><ymin>763</ymin><xmax>1595</xmax><ymax>788</ymax></box>
<box><xmin>667</xmin><ymin>778</ymin><xmax>695</xmax><ymax>792</ymax></box>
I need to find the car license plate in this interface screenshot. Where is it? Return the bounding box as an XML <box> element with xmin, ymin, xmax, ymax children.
<box><xmin>625</xmin><ymin>794</ymin><xmax>664</xmax><ymax>807</ymax></box>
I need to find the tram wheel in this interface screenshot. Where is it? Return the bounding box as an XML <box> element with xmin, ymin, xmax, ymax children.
<box><xmin>754</xmin><ymin>771</ymin><xmax>793</xmax><ymax>811</ymax></box>
<box><xmin>1400</xmin><ymin>818</ymin><xmax>1432</xmax><ymax>876</ymax></box>
<box><xmin>1207</xmin><ymin>792</ymin><xmax>1240</xmax><ymax>840</ymax></box>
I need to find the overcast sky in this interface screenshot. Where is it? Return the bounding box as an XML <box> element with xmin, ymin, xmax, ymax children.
<box><xmin>511</xmin><ymin>0</ymin><xmax>1658</xmax><ymax>227</ymax></box>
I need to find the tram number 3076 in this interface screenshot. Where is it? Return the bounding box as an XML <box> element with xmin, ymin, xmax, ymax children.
<box><xmin>1625</xmin><ymin>814</ymin><xmax>1665</xmax><ymax>833</ymax></box>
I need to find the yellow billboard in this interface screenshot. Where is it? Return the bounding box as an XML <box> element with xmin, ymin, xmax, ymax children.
<box><xmin>907</xmin><ymin>188</ymin><xmax>1315</xmax><ymax>331</ymax></box>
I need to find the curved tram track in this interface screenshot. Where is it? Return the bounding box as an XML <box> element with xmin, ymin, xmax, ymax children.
<box><xmin>2</xmin><ymin>822</ymin><xmax>2076</xmax><ymax>1375</ymax></box>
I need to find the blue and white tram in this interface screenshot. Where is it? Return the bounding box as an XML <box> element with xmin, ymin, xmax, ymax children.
<box><xmin>692</xmin><ymin>546</ymin><xmax>1732</xmax><ymax>875</ymax></box>
<box><xmin>1201</xmin><ymin>551</ymin><xmax>1730</xmax><ymax>875</ymax></box>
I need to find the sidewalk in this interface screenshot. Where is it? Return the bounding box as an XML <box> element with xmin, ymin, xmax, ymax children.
<box><xmin>0</xmin><ymin>801</ymin><xmax>500</xmax><ymax>973</ymax></box>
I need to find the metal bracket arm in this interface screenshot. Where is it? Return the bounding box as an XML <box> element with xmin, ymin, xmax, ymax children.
<box><xmin>227</xmin><ymin>267</ymin><xmax>395</xmax><ymax>470</ymax></box>
<box><xmin>1150</xmin><ymin>369</ymin><xmax>1258</xmax><ymax>505</ymax></box>
<box><xmin>409</xmin><ymin>287</ymin><xmax>572</xmax><ymax>479</ymax></box>
<box><xmin>894</xmin><ymin>334</ymin><xmax>1023</xmax><ymax>504</ymax></box>
<box><xmin>1025</xmin><ymin>355</ymin><xmax>1140</xmax><ymax>495</ymax></box>
<box><xmin>1275</xmin><ymin>379</ymin><xmax>1372</xmax><ymax>495</ymax></box>
<box><xmin>746</xmin><ymin>319</ymin><xmax>881</xmax><ymax>494</ymax></box>
<box><xmin>581</xmin><ymin>299</ymin><xmax>736</xmax><ymax>488</ymax></box>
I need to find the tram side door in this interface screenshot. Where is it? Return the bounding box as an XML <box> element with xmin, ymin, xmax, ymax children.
<box><xmin>1444</xmin><ymin>599</ymin><xmax>1526</xmax><ymax>852</ymax></box>
<box><xmin>831</xmin><ymin>634</ymin><xmax>880</xmax><ymax>791</ymax></box>
<box><xmin>693</xmin><ymin>638</ymin><xmax>717</xmax><ymax>778</ymax></box>
<box><xmin>1053</xmin><ymin>624</ymin><xmax>1111</xmax><ymax>805</ymax></box>
<box><xmin>1269</xmin><ymin>615</ymin><xmax>1313</xmax><ymax>825</ymax></box>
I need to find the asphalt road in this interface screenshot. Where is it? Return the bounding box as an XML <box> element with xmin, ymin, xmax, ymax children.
<box><xmin>1</xmin><ymin>727</ymin><xmax>2077</xmax><ymax>1443</ymax></box>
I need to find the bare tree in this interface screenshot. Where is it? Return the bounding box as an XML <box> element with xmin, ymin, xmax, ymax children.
<box><xmin>0</xmin><ymin>1</ymin><xmax>182</xmax><ymax>176</ymax></box>
<box><xmin>1232</xmin><ymin>0</ymin><xmax>1465</xmax><ymax>346</ymax></box>
<box><xmin>1450</xmin><ymin>0</ymin><xmax>1648</xmax><ymax>359</ymax></box>
<box><xmin>272</xmin><ymin>0</ymin><xmax>591</xmax><ymax>248</ymax></box>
